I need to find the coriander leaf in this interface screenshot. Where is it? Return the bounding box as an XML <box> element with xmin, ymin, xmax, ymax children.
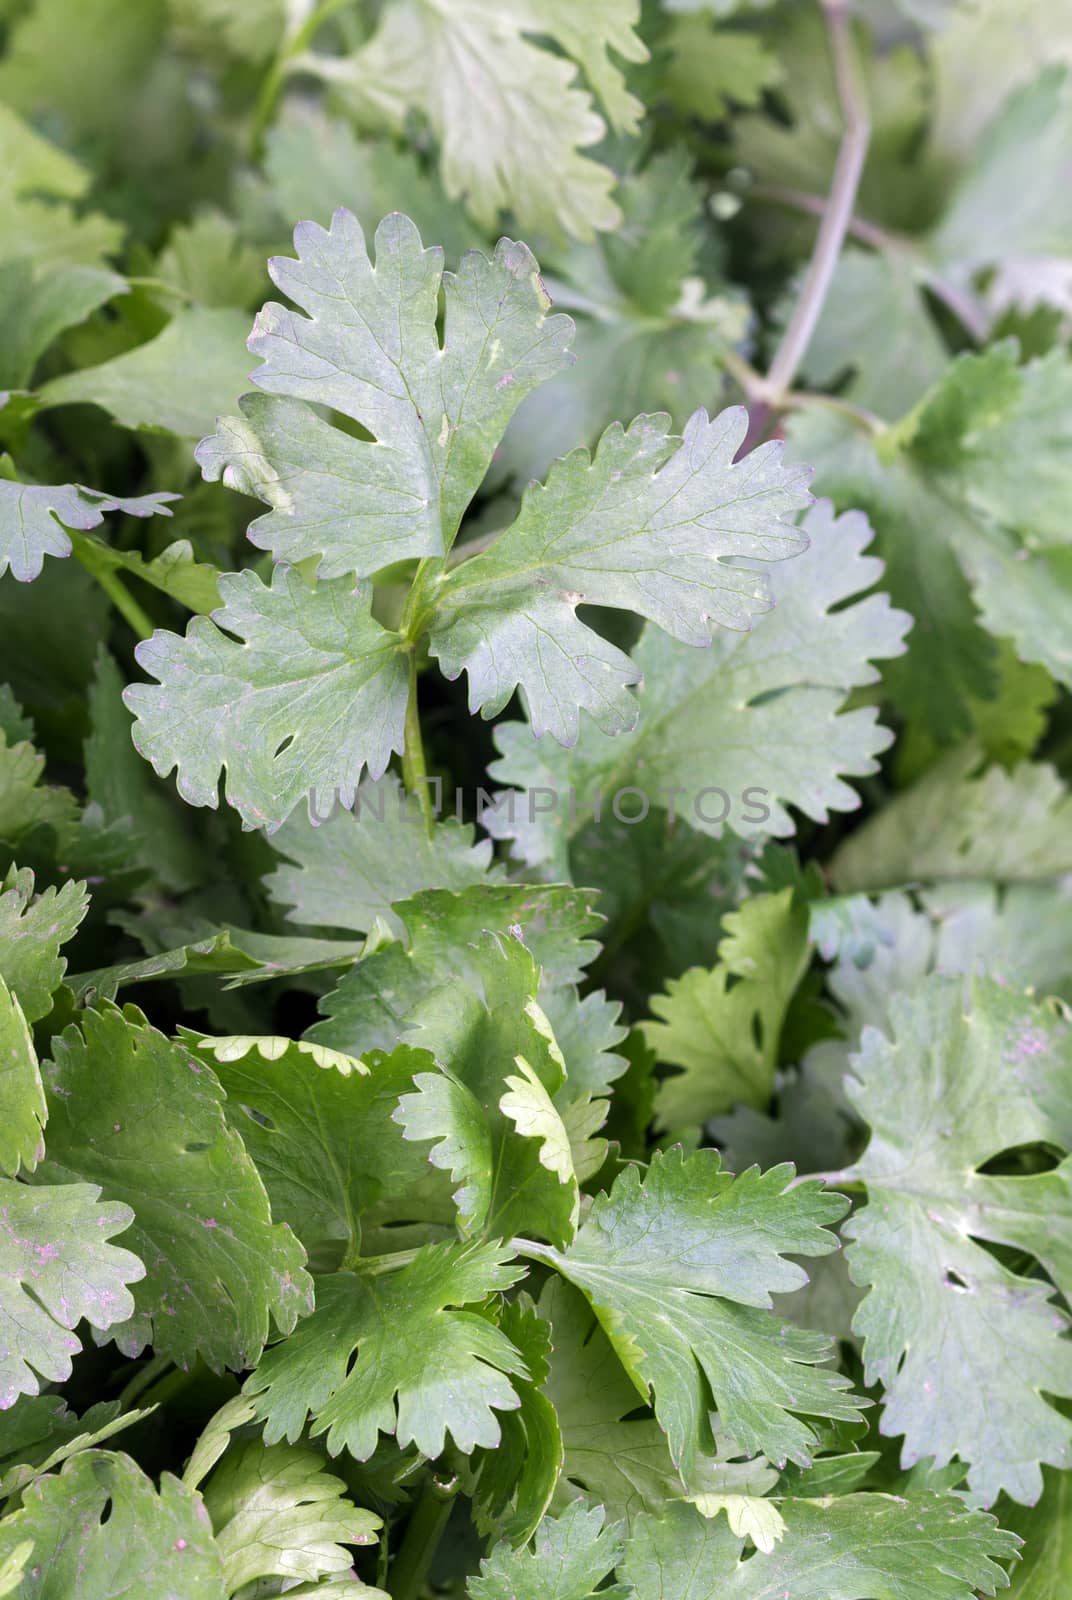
<box><xmin>0</xmin><ymin>1396</ymin><xmax>153</xmax><ymax>1501</ymax></box>
<box><xmin>312</xmin><ymin>886</ymin><xmax>603</xmax><ymax>1059</ymax></box>
<box><xmin>664</xmin><ymin>18</ymin><xmax>782</xmax><ymax>115</ymax></box>
<box><xmin>528</xmin><ymin>1148</ymin><xmax>862</xmax><ymax>1485</ymax></box>
<box><xmin>485</xmin><ymin>501</ymin><xmax>908</xmax><ymax>865</ymax></box>
<box><xmin>244</xmin><ymin>1241</ymin><xmax>527</xmax><ymax>1460</ymax></box>
<box><xmin>930</xmin><ymin>67</ymin><xmax>1072</xmax><ymax>318</ymax></box>
<box><xmin>0</xmin><ymin>476</ymin><xmax>177</xmax><ymax>584</ymax></box>
<box><xmin>0</xmin><ymin>260</ymin><xmax>126</xmax><ymax>391</ymax></box>
<box><xmin>539</xmin><ymin>1276</ymin><xmax>703</xmax><ymax>1525</ymax></box>
<box><xmin>155</xmin><ymin>212</ymin><xmax>266</xmax><ymax>310</ymax></box>
<box><xmin>125</xmin><ymin>565</ymin><xmax>408</xmax><ymax>830</ymax></box>
<box><xmin>1002</xmin><ymin>1468</ymin><xmax>1072</xmax><ymax>1598</ymax></box>
<box><xmin>36</xmin><ymin>1004</ymin><xmax>313</xmax><ymax>1372</ymax></box>
<box><xmin>394</xmin><ymin>934</ymin><xmax>580</xmax><ymax>1248</ymax></box>
<box><xmin>0</xmin><ymin>980</ymin><xmax>46</xmax><ymax>1177</ymax></box>
<box><xmin>830</xmin><ymin>743</ymin><xmax>1072</xmax><ymax>891</ymax></box>
<box><xmin>643</xmin><ymin>889</ymin><xmax>810</xmax><ymax>1131</ymax></box>
<box><xmin>431</xmin><ymin>409</ymin><xmax>811</xmax><ymax>742</ymax></box>
<box><xmin>259</xmin><ymin>107</ymin><xmax>478</xmax><ymax>262</ymax></box>
<box><xmin>38</xmin><ymin>307</ymin><xmax>254</xmax><ymax>440</ymax></box>
<box><xmin>201</xmin><ymin>1436</ymin><xmax>381</xmax><ymax>1594</ymax></box>
<box><xmin>494</xmin><ymin>150</ymin><xmax>746</xmax><ymax>487</ymax></box>
<box><xmin>197</xmin><ymin>209</ymin><xmax>573</xmax><ymax>578</ymax></box>
<box><xmin>0</xmin><ymin>730</ymin><xmax>78</xmax><ymax>860</ymax></box>
<box><xmin>843</xmin><ymin>976</ymin><xmax>1072</xmax><ymax>1504</ymax></box>
<box><xmin>266</xmin><ymin>773</ymin><xmax>502</xmax><ymax>938</ymax></box>
<box><xmin>796</xmin><ymin>250</ymin><xmax>949</xmax><ymax>420</ymax></box>
<box><xmin>621</xmin><ymin>1493</ymin><xmax>1019</xmax><ymax>1599</ymax></box>
<box><xmin>0</xmin><ymin>1450</ymin><xmax>225</xmax><ymax>1597</ymax></box>
<box><xmin>0</xmin><ymin>1181</ymin><xmax>142</xmax><ymax>1408</ymax></box>
<box><xmin>302</xmin><ymin>3</ymin><xmax>638</xmax><ymax>239</ymax></box>
<box><xmin>0</xmin><ymin>869</ymin><xmax>88</xmax><ymax>1024</ymax></box>
<box><xmin>186</xmin><ymin>1034</ymin><xmax>441</xmax><ymax>1259</ymax></box>
<box><xmin>469</xmin><ymin>1501</ymin><xmax>625</xmax><ymax>1600</ymax></box>
<box><xmin>471</xmin><ymin>1295</ymin><xmax>563</xmax><ymax>1546</ymax></box>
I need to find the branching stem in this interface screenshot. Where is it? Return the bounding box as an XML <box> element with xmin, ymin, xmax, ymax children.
<box><xmin>73</xmin><ymin>542</ymin><xmax>155</xmax><ymax>641</ymax></box>
<box><xmin>740</xmin><ymin>0</ymin><xmax>870</xmax><ymax>454</ymax></box>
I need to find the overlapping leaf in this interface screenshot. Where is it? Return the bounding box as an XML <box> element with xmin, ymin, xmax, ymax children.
<box><xmin>843</xmin><ymin>976</ymin><xmax>1072</xmax><ymax>1504</ymax></box>
<box><xmin>36</xmin><ymin>1005</ymin><xmax>312</xmax><ymax>1371</ymax></box>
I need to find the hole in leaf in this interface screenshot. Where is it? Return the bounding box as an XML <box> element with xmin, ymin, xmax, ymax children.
<box><xmin>943</xmin><ymin>1268</ymin><xmax>969</xmax><ymax>1291</ymax></box>
<box><xmin>274</xmin><ymin>734</ymin><xmax>295</xmax><ymax>758</ymax></box>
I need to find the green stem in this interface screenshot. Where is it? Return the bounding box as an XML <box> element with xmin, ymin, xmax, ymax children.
<box><xmin>73</xmin><ymin>544</ymin><xmax>155</xmax><ymax>641</ymax></box>
<box><xmin>117</xmin><ymin>1352</ymin><xmax>172</xmax><ymax>1410</ymax></box>
<box><xmin>249</xmin><ymin>0</ymin><xmax>354</xmax><ymax>157</ymax></box>
<box><xmin>390</xmin><ymin>1472</ymin><xmax>458</xmax><ymax>1600</ymax></box>
<box><xmin>402</xmin><ymin>651</ymin><xmax>434</xmax><ymax>836</ymax></box>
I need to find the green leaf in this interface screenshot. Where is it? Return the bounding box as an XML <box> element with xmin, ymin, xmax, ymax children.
<box><xmin>843</xmin><ymin>976</ymin><xmax>1072</xmax><ymax>1504</ymax></box>
<box><xmin>494</xmin><ymin>149</ymin><xmax>747</xmax><ymax>487</ymax></box>
<box><xmin>0</xmin><ymin>869</ymin><xmax>88</xmax><ymax>1025</ymax></box>
<box><xmin>0</xmin><ymin>1396</ymin><xmax>153</xmax><ymax>1501</ymax></box>
<box><xmin>643</xmin><ymin>889</ymin><xmax>810</xmax><ymax>1131</ymax></box>
<box><xmin>266</xmin><ymin>773</ymin><xmax>502</xmax><ymax>938</ymax></box>
<box><xmin>930</xmin><ymin>67</ymin><xmax>1072</xmax><ymax>316</ymax></box>
<box><xmin>37</xmin><ymin>307</ymin><xmax>254</xmax><ymax>440</ymax></box>
<box><xmin>0</xmin><ymin>260</ymin><xmax>126</xmax><ymax>391</ymax></box>
<box><xmin>663</xmin><ymin>17</ymin><xmax>782</xmax><ymax>115</ymax></box>
<box><xmin>0</xmin><ymin>476</ymin><xmax>177</xmax><ymax>584</ymax></box>
<box><xmin>125</xmin><ymin>565</ymin><xmax>409</xmax><ymax>830</ymax></box>
<box><xmin>528</xmin><ymin>1149</ymin><xmax>863</xmax><ymax>1486</ymax></box>
<box><xmin>0</xmin><ymin>1450</ymin><xmax>226</xmax><ymax>1597</ymax></box>
<box><xmin>258</xmin><ymin>107</ymin><xmax>479</xmax><ymax>262</ymax></box>
<box><xmin>244</xmin><ymin>1241</ymin><xmax>527</xmax><ymax>1460</ymax></box>
<box><xmin>155</xmin><ymin>211</ymin><xmax>266</xmax><ymax>309</ymax></box>
<box><xmin>431</xmin><ymin>409</ymin><xmax>811</xmax><ymax>742</ymax></box>
<box><xmin>36</xmin><ymin>1004</ymin><xmax>313</xmax><ymax>1371</ymax></box>
<box><xmin>186</xmin><ymin>1033</ymin><xmax>440</xmax><ymax>1259</ymax></box>
<box><xmin>471</xmin><ymin>1295</ymin><xmax>563</xmax><ymax>1546</ymax></box>
<box><xmin>540</xmin><ymin>1276</ymin><xmax>744</xmax><ymax>1526</ymax></box>
<box><xmin>0</xmin><ymin>1180</ymin><xmax>142</xmax><ymax>1408</ymax></box>
<box><xmin>1003</xmin><ymin>1468</ymin><xmax>1072</xmax><ymax>1597</ymax></box>
<box><xmin>485</xmin><ymin>501</ymin><xmax>908</xmax><ymax>866</ymax></box>
<box><xmin>197</xmin><ymin>210</ymin><xmax>573</xmax><ymax>578</ymax></box>
<box><xmin>301</xmin><ymin>2</ymin><xmax>644</xmax><ymax>239</ymax></box>
<box><xmin>831</xmin><ymin>743</ymin><xmax>1072</xmax><ymax>891</ymax></box>
<box><xmin>469</xmin><ymin>1501</ymin><xmax>625</xmax><ymax>1600</ymax></box>
<box><xmin>0</xmin><ymin>730</ymin><xmax>78</xmax><ymax>860</ymax></box>
<box><xmin>621</xmin><ymin>1493</ymin><xmax>1019</xmax><ymax>1599</ymax></box>
<box><xmin>796</xmin><ymin>250</ymin><xmax>949</xmax><ymax>420</ymax></box>
<box><xmin>201</xmin><ymin>1436</ymin><xmax>381</xmax><ymax>1594</ymax></box>
<box><xmin>0</xmin><ymin>980</ymin><xmax>46</xmax><ymax>1177</ymax></box>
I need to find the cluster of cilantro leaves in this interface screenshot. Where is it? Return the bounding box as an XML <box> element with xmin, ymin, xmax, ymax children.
<box><xmin>0</xmin><ymin>0</ymin><xmax>1069</xmax><ymax>1596</ymax></box>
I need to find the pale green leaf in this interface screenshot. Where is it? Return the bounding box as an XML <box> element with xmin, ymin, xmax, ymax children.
<box><xmin>38</xmin><ymin>307</ymin><xmax>254</xmax><ymax>440</ymax></box>
<box><xmin>202</xmin><ymin>1436</ymin><xmax>381</xmax><ymax>1594</ymax></box>
<box><xmin>485</xmin><ymin>501</ymin><xmax>908</xmax><ymax>865</ymax></box>
<box><xmin>125</xmin><ymin>565</ymin><xmax>409</xmax><ymax>830</ymax></box>
<box><xmin>0</xmin><ymin>980</ymin><xmax>46</xmax><ymax>1177</ymax></box>
<box><xmin>0</xmin><ymin>1450</ymin><xmax>225</xmax><ymax>1597</ymax></box>
<box><xmin>831</xmin><ymin>743</ymin><xmax>1072</xmax><ymax>891</ymax></box>
<box><xmin>0</xmin><ymin>1181</ymin><xmax>142</xmax><ymax>1408</ymax></box>
<box><xmin>431</xmin><ymin>409</ymin><xmax>811</xmax><ymax>742</ymax></box>
<box><xmin>197</xmin><ymin>210</ymin><xmax>572</xmax><ymax>578</ymax></box>
<box><xmin>0</xmin><ymin>869</ymin><xmax>88</xmax><ymax>1024</ymax></box>
<box><xmin>844</xmin><ymin>976</ymin><xmax>1072</xmax><ymax>1504</ymax></box>
<box><xmin>621</xmin><ymin>1493</ymin><xmax>1019</xmax><ymax>1599</ymax></box>
<box><xmin>0</xmin><ymin>476</ymin><xmax>177</xmax><ymax>584</ymax></box>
